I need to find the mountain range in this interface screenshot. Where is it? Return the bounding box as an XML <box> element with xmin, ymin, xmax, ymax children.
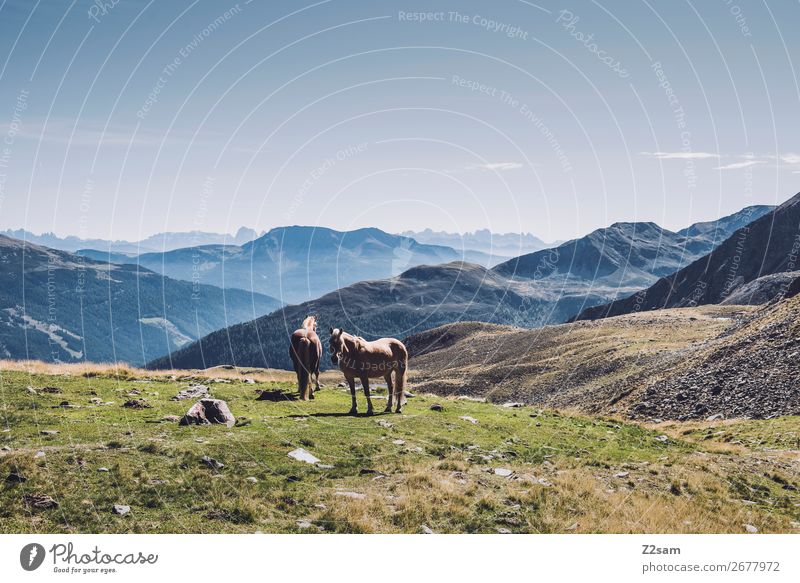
<box><xmin>573</xmin><ymin>195</ymin><xmax>799</xmax><ymax>321</ymax></box>
<box><xmin>1</xmin><ymin>227</ymin><xmax>261</xmax><ymax>254</ymax></box>
<box><xmin>0</xmin><ymin>235</ymin><xmax>281</xmax><ymax>366</ymax></box>
<box><xmin>399</xmin><ymin>228</ymin><xmax>550</xmax><ymax>258</ymax></box>
<box><xmin>147</xmin><ymin>204</ymin><xmax>775</xmax><ymax>371</ymax></box>
<box><xmin>78</xmin><ymin>226</ymin><xmax>495</xmax><ymax>304</ymax></box>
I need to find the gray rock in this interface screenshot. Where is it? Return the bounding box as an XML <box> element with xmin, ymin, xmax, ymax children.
<box><xmin>614</xmin><ymin>472</ymin><xmax>630</xmax><ymax>478</ymax></box>
<box><xmin>288</xmin><ymin>448</ymin><xmax>320</xmax><ymax>464</ymax></box>
<box><xmin>296</xmin><ymin>520</ymin><xmax>313</xmax><ymax>529</ymax></box>
<box><xmin>199</xmin><ymin>455</ymin><xmax>224</xmax><ymax>470</ymax></box>
<box><xmin>494</xmin><ymin>468</ymin><xmax>514</xmax><ymax>477</ymax></box>
<box><xmin>40</xmin><ymin>430</ymin><xmax>59</xmax><ymax>436</ymax></box>
<box><xmin>171</xmin><ymin>384</ymin><xmax>209</xmax><ymax>401</ymax></box>
<box><xmin>496</xmin><ymin>527</ymin><xmax>512</xmax><ymax>534</ymax></box>
<box><xmin>97</xmin><ymin>467</ymin><xmax>109</xmax><ymax>473</ymax></box>
<box><xmin>246</xmin><ymin>476</ymin><xmax>258</xmax><ymax>483</ymax></box>
<box><xmin>420</xmin><ymin>525</ymin><xmax>434</xmax><ymax>534</ymax></box>
<box><xmin>179</xmin><ymin>399</ymin><xmax>236</xmax><ymax>427</ymax></box>
<box><xmin>334</xmin><ymin>491</ymin><xmax>365</xmax><ymax>500</ymax></box>
<box><xmin>744</xmin><ymin>523</ymin><xmax>758</xmax><ymax>533</ymax></box>
<box><xmin>112</xmin><ymin>504</ymin><xmax>130</xmax><ymax>516</ymax></box>
<box><xmin>429</xmin><ymin>403</ymin><xmax>444</xmax><ymax>411</ymax></box>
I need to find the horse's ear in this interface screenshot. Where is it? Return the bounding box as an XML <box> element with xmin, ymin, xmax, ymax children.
<box><xmin>329</xmin><ymin>327</ymin><xmax>334</xmax><ymax>335</ymax></box>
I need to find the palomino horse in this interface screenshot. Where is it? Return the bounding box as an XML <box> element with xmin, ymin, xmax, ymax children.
<box><xmin>289</xmin><ymin>316</ymin><xmax>322</xmax><ymax>400</ymax></box>
<box><xmin>328</xmin><ymin>327</ymin><xmax>408</xmax><ymax>415</ymax></box>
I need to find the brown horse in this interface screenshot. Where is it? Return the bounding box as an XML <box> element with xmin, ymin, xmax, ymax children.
<box><xmin>289</xmin><ymin>316</ymin><xmax>322</xmax><ymax>400</ymax></box>
<box><xmin>328</xmin><ymin>327</ymin><xmax>408</xmax><ymax>415</ymax></box>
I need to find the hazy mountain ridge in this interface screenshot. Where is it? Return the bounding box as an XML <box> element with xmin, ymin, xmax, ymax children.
<box><xmin>79</xmin><ymin>226</ymin><xmax>496</xmax><ymax>304</ymax></box>
<box><xmin>2</xmin><ymin>226</ymin><xmax>261</xmax><ymax>254</ymax></box>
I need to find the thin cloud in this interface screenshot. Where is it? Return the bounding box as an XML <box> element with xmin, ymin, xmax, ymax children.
<box><xmin>640</xmin><ymin>151</ymin><xmax>719</xmax><ymax>160</ymax></box>
<box><xmin>469</xmin><ymin>162</ymin><xmax>523</xmax><ymax>171</ymax></box>
<box><xmin>713</xmin><ymin>160</ymin><xmax>765</xmax><ymax>171</ymax></box>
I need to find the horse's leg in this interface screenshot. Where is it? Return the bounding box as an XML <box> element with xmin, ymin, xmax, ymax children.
<box><xmin>347</xmin><ymin>375</ymin><xmax>358</xmax><ymax>415</ymax></box>
<box><xmin>384</xmin><ymin>373</ymin><xmax>394</xmax><ymax>413</ymax></box>
<box><xmin>360</xmin><ymin>375</ymin><xmax>374</xmax><ymax>416</ymax></box>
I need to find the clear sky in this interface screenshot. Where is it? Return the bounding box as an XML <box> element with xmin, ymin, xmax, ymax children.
<box><xmin>0</xmin><ymin>0</ymin><xmax>798</xmax><ymax>243</ymax></box>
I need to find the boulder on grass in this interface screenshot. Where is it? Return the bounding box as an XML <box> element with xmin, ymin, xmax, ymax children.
<box><xmin>179</xmin><ymin>398</ymin><xmax>235</xmax><ymax>428</ymax></box>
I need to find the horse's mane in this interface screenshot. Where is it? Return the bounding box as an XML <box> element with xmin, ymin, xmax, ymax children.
<box><xmin>302</xmin><ymin>315</ymin><xmax>317</xmax><ymax>330</ymax></box>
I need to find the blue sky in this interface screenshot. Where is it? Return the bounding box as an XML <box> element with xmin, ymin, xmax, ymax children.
<box><xmin>0</xmin><ymin>0</ymin><xmax>798</xmax><ymax>242</ymax></box>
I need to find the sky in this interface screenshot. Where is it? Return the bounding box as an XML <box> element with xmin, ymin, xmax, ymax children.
<box><xmin>0</xmin><ymin>0</ymin><xmax>798</xmax><ymax>243</ymax></box>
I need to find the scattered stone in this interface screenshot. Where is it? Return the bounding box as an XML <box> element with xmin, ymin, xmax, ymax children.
<box><xmin>654</xmin><ymin>435</ymin><xmax>669</xmax><ymax>443</ymax></box>
<box><xmin>376</xmin><ymin>419</ymin><xmax>393</xmax><ymax>429</ymax></box>
<box><xmin>502</xmin><ymin>402</ymin><xmax>525</xmax><ymax>408</ymax></box>
<box><xmin>122</xmin><ymin>399</ymin><xmax>152</xmax><ymax>409</ymax></box>
<box><xmin>404</xmin><ymin>392</ymin><xmax>415</xmax><ymax>398</ymax></box>
<box><xmin>706</xmin><ymin>413</ymin><xmax>724</xmax><ymax>422</ymax></box>
<box><xmin>1</xmin><ymin>445</ymin><xmax>11</xmax><ymax>451</ymax></box>
<box><xmin>97</xmin><ymin>467</ymin><xmax>109</xmax><ymax>473</ymax></box>
<box><xmin>459</xmin><ymin>415</ymin><xmax>478</xmax><ymax>424</ymax></box>
<box><xmin>5</xmin><ymin>471</ymin><xmax>26</xmax><ymax>483</ymax></box>
<box><xmin>494</xmin><ymin>468</ymin><xmax>514</xmax><ymax>477</ymax></box>
<box><xmin>25</xmin><ymin>386</ymin><xmax>37</xmax><ymax>395</ymax></box>
<box><xmin>392</xmin><ymin>439</ymin><xmax>406</xmax><ymax>445</ymax></box>
<box><xmin>566</xmin><ymin>522</ymin><xmax>579</xmax><ymax>531</ymax></box>
<box><xmin>23</xmin><ymin>494</ymin><xmax>58</xmax><ymax>509</ymax></box>
<box><xmin>537</xmin><ymin>478</ymin><xmax>553</xmax><ymax>487</ymax></box>
<box><xmin>112</xmin><ymin>504</ymin><xmax>131</xmax><ymax>516</ymax></box>
<box><xmin>316</xmin><ymin>464</ymin><xmax>335</xmax><ymax>470</ymax></box>
<box><xmin>296</xmin><ymin>520</ymin><xmax>313</xmax><ymax>529</ymax></box>
<box><xmin>179</xmin><ymin>399</ymin><xmax>235</xmax><ymax>427</ymax></box>
<box><xmin>287</xmin><ymin>448</ymin><xmax>320</xmax><ymax>465</ymax></box>
<box><xmin>89</xmin><ymin>397</ymin><xmax>102</xmax><ymax>404</ymax></box>
<box><xmin>40</xmin><ymin>387</ymin><xmax>61</xmax><ymax>394</ymax></box>
<box><xmin>34</xmin><ymin>451</ymin><xmax>45</xmax><ymax>458</ymax></box>
<box><xmin>420</xmin><ymin>525</ymin><xmax>434</xmax><ymax>534</ymax></box>
<box><xmin>171</xmin><ymin>384</ymin><xmax>209</xmax><ymax>401</ymax></box>
<box><xmin>199</xmin><ymin>455</ymin><xmax>224</xmax><ymax>470</ymax></box>
<box><xmin>429</xmin><ymin>403</ymin><xmax>444</xmax><ymax>411</ymax></box>
<box><xmin>496</xmin><ymin>527</ymin><xmax>512</xmax><ymax>534</ymax></box>
<box><xmin>40</xmin><ymin>430</ymin><xmax>59</xmax><ymax>436</ymax></box>
<box><xmin>744</xmin><ymin>524</ymin><xmax>758</xmax><ymax>534</ymax></box>
<box><xmin>246</xmin><ymin>476</ymin><xmax>258</xmax><ymax>483</ymax></box>
<box><xmin>162</xmin><ymin>415</ymin><xmax>180</xmax><ymax>422</ymax></box>
<box><xmin>334</xmin><ymin>491</ymin><xmax>365</xmax><ymax>500</ymax></box>
<box><xmin>337</xmin><ymin>382</ymin><xmax>347</xmax><ymax>388</ymax></box>
<box><xmin>614</xmin><ymin>472</ymin><xmax>630</xmax><ymax>478</ymax></box>
<box><xmin>243</xmin><ymin>379</ymin><xmax>256</xmax><ymax>385</ymax></box>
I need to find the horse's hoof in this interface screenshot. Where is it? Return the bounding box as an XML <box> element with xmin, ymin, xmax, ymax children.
<box><xmin>348</xmin><ymin>408</ymin><xmax>357</xmax><ymax>416</ymax></box>
<box><xmin>394</xmin><ymin>409</ymin><xmax>403</xmax><ymax>414</ymax></box>
<box><xmin>309</xmin><ymin>394</ymin><xmax>315</xmax><ymax>400</ymax></box>
<box><xmin>383</xmin><ymin>407</ymin><xmax>392</xmax><ymax>414</ymax></box>
<box><xmin>366</xmin><ymin>409</ymin><xmax>374</xmax><ymax>416</ymax></box>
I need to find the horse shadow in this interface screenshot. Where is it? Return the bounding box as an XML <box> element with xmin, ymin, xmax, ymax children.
<box><xmin>256</xmin><ymin>390</ymin><xmax>298</xmax><ymax>402</ymax></box>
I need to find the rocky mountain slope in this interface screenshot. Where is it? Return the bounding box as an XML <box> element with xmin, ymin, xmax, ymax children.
<box><xmin>405</xmin><ymin>306</ymin><xmax>753</xmax><ymax>413</ymax></box>
<box><xmin>0</xmin><ymin>235</ymin><xmax>281</xmax><ymax>366</ymax></box>
<box><xmin>493</xmin><ymin>205</ymin><xmax>774</xmax><ymax>295</ymax></box>
<box><xmin>573</xmin><ymin>195</ymin><xmax>799</xmax><ymax>321</ymax></box>
<box><xmin>407</xmin><ymin>289</ymin><xmax>800</xmax><ymax>420</ymax></box>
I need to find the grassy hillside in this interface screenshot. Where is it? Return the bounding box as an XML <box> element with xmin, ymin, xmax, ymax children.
<box><xmin>0</xmin><ymin>363</ymin><xmax>797</xmax><ymax>533</ymax></box>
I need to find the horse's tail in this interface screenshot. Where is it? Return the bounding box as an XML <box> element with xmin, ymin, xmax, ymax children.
<box><xmin>395</xmin><ymin>342</ymin><xmax>409</xmax><ymax>406</ymax></box>
<box><xmin>297</xmin><ymin>337</ymin><xmax>311</xmax><ymax>400</ymax></box>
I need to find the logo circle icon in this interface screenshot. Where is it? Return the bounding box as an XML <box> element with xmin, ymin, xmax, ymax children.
<box><xmin>20</xmin><ymin>543</ymin><xmax>46</xmax><ymax>571</ymax></box>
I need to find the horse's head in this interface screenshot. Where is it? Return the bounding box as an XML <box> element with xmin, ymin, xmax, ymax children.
<box><xmin>329</xmin><ymin>327</ymin><xmax>347</xmax><ymax>365</ymax></box>
<box><xmin>302</xmin><ymin>315</ymin><xmax>317</xmax><ymax>332</ymax></box>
